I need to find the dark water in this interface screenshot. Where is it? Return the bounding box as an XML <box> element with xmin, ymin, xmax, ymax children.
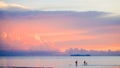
<box><xmin>0</xmin><ymin>56</ymin><xmax>120</xmax><ymax>68</ymax></box>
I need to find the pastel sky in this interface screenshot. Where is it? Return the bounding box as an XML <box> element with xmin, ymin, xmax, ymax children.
<box><xmin>0</xmin><ymin>0</ymin><xmax>120</xmax><ymax>52</ymax></box>
<box><xmin>1</xmin><ymin>0</ymin><xmax>120</xmax><ymax>14</ymax></box>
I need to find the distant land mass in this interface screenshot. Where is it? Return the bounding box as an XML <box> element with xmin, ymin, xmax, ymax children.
<box><xmin>70</xmin><ymin>54</ymin><xmax>90</xmax><ymax>56</ymax></box>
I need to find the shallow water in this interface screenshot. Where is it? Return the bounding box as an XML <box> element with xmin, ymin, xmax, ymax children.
<box><xmin>0</xmin><ymin>56</ymin><xmax>120</xmax><ymax>68</ymax></box>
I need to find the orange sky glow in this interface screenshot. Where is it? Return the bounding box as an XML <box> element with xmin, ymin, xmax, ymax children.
<box><xmin>0</xmin><ymin>16</ymin><xmax>120</xmax><ymax>52</ymax></box>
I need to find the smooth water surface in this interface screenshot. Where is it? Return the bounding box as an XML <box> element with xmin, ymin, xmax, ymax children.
<box><xmin>0</xmin><ymin>56</ymin><xmax>120</xmax><ymax>68</ymax></box>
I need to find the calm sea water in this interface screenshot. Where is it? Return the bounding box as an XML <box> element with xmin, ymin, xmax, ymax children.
<box><xmin>0</xmin><ymin>56</ymin><xmax>120</xmax><ymax>68</ymax></box>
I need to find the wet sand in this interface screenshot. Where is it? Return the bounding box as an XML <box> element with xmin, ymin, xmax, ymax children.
<box><xmin>0</xmin><ymin>66</ymin><xmax>53</xmax><ymax>68</ymax></box>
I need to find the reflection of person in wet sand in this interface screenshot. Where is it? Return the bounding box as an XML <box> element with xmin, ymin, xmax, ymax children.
<box><xmin>75</xmin><ymin>60</ymin><xmax>78</xmax><ymax>67</ymax></box>
<box><xmin>84</xmin><ymin>60</ymin><xmax>87</xmax><ymax>66</ymax></box>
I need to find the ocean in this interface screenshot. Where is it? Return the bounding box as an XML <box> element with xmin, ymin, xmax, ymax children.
<box><xmin>0</xmin><ymin>56</ymin><xmax>120</xmax><ymax>68</ymax></box>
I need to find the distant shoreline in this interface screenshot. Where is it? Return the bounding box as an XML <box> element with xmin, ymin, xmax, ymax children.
<box><xmin>70</xmin><ymin>54</ymin><xmax>90</xmax><ymax>56</ymax></box>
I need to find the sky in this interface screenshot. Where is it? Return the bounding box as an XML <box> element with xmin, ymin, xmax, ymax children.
<box><xmin>1</xmin><ymin>0</ymin><xmax>120</xmax><ymax>14</ymax></box>
<box><xmin>0</xmin><ymin>0</ymin><xmax>120</xmax><ymax>54</ymax></box>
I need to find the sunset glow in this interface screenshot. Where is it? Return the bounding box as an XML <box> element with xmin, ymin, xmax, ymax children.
<box><xmin>0</xmin><ymin>14</ymin><xmax>120</xmax><ymax>52</ymax></box>
<box><xmin>0</xmin><ymin>0</ymin><xmax>120</xmax><ymax>54</ymax></box>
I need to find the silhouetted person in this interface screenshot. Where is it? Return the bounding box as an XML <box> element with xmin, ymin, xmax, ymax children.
<box><xmin>84</xmin><ymin>60</ymin><xmax>87</xmax><ymax>66</ymax></box>
<box><xmin>75</xmin><ymin>60</ymin><xmax>78</xmax><ymax>67</ymax></box>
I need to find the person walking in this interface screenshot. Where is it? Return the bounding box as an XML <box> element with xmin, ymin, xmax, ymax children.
<box><xmin>75</xmin><ymin>60</ymin><xmax>78</xmax><ymax>67</ymax></box>
<box><xmin>84</xmin><ymin>60</ymin><xmax>87</xmax><ymax>66</ymax></box>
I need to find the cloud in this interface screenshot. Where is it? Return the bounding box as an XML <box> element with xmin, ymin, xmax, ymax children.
<box><xmin>9</xmin><ymin>4</ymin><xmax>29</xmax><ymax>9</ymax></box>
<box><xmin>0</xmin><ymin>1</ymin><xmax>8</xmax><ymax>9</ymax></box>
<box><xmin>0</xmin><ymin>48</ymin><xmax>120</xmax><ymax>56</ymax></box>
<box><xmin>0</xmin><ymin>1</ymin><xmax>30</xmax><ymax>10</ymax></box>
<box><xmin>0</xmin><ymin>10</ymin><xmax>120</xmax><ymax>52</ymax></box>
<box><xmin>65</xmin><ymin>48</ymin><xmax>120</xmax><ymax>56</ymax></box>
